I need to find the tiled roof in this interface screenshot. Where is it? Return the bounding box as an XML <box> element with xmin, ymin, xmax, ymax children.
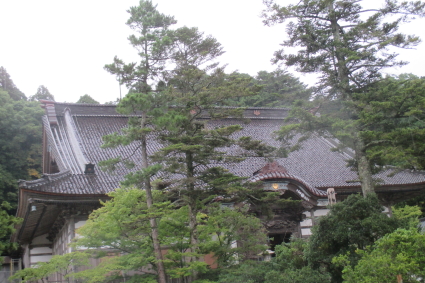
<box><xmin>22</xmin><ymin>102</ymin><xmax>425</xmax><ymax>196</ymax></box>
<box><xmin>249</xmin><ymin>161</ymin><xmax>327</xmax><ymax>197</ymax></box>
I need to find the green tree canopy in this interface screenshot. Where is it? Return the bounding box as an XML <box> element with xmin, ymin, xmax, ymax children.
<box><xmin>358</xmin><ymin>74</ymin><xmax>425</xmax><ymax>170</ymax></box>
<box><xmin>340</xmin><ymin>227</ymin><xmax>425</xmax><ymax>283</ymax></box>
<box><xmin>263</xmin><ymin>0</ymin><xmax>425</xmax><ymax>195</ymax></box>
<box><xmin>76</xmin><ymin>94</ymin><xmax>100</xmax><ymax>104</ymax></box>
<box><xmin>103</xmin><ymin>2</ymin><xmax>177</xmax><ymax>281</ymax></box>
<box><xmin>0</xmin><ymin>67</ymin><xmax>26</xmax><ymax>100</ymax></box>
<box><xmin>215</xmin><ymin>239</ymin><xmax>331</xmax><ymax>283</ymax></box>
<box><xmin>10</xmin><ymin>188</ymin><xmax>266</xmax><ymax>283</ymax></box>
<box><xmin>0</xmin><ymin>202</ymin><xmax>21</xmax><ymax>261</ymax></box>
<box><xmin>306</xmin><ymin>194</ymin><xmax>402</xmax><ymax>282</ymax></box>
<box><xmin>0</xmin><ymin>87</ymin><xmax>40</xmax><ymax>259</ymax></box>
<box><xmin>333</xmin><ymin>206</ymin><xmax>424</xmax><ymax>283</ymax></box>
<box><xmin>227</xmin><ymin>69</ymin><xmax>311</xmax><ymax>108</ymax></box>
<box><xmin>29</xmin><ymin>85</ymin><xmax>55</xmax><ymax>101</ymax></box>
<box><xmin>0</xmin><ymin>88</ymin><xmax>44</xmax><ymax>209</ymax></box>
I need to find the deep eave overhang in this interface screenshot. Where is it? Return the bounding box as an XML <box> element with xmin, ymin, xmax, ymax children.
<box><xmin>13</xmin><ymin>188</ymin><xmax>109</xmax><ymax>243</ymax></box>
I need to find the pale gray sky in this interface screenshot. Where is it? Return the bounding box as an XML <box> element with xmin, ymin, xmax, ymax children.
<box><xmin>0</xmin><ymin>0</ymin><xmax>424</xmax><ymax>103</ymax></box>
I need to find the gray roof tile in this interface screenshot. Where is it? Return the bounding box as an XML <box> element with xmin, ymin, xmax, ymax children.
<box><xmin>22</xmin><ymin>103</ymin><xmax>425</xmax><ymax>196</ymax></box>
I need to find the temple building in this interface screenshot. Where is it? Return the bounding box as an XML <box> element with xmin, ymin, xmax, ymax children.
<box><xmin>12</xmin><ymin>101</ymin><xmax>425</xmax><ymax>269</ymax></box>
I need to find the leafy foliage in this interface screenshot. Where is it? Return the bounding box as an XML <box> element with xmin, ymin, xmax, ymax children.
<box><xmin>76</xmin><ymin>94</ymin><xmax>100</xmax><ymax>104</ymax></box>
<box><xmin>263</xmin><ymin>0</ymin><xmax>425</xmax><ymax>195</ymax></box>
<box><xmin>101</xmin><ymin>6</ymin><xmax>277</xmax><ymax>281</ymax></box>
<box><xmin>0</xmin><ymin>66</ymin><xmax>26</xmax><ymax>100</ymax></box>
<box><xmin>14</xmin><ymin>188</ymin><xmax>266</xmax><ymax>282</ymax></box>
<box><xmin>197</xmin><ymin>204</ymin><xmax>267</xmax><ymax>267</ymax></box>
<box><xmin>227</xmin><ymin>69</ymin><xmax>312</xmax><ymax>108</ymax></box>
<box><xmin>0</xmin><ymin>202</ymin><xmax>21</xmax><ymax>260</ymax></box>
<box><xmin>338</xmin><ymin>228</ymin><xmax>425</xmax><ymax>283</ymax></box>
<box><xmin>9</xmin><ymin>252</ymin><xmax>90</xmax><ymax>282</ymax></box>
<box><xmin>149</xmin><ymin>26</ymin><xmax>273</xmax><ymax>279</ymax></box>
<box><xmin>0</xmin><ymin>88</ymin><xmax>44</xmax><ymax>209</ymax></box>
<box><xmin>216</xmin><ymin>261</ymin><xmax>278</xmax><ymax>283</ymax></box>
<box><xmin>263</xmin><ymin>0</ymin><xmax>425</xmax><ymax>97</ymax></box>
<box><xmin>29</xmin><ymin>85</ymin><xmax>55</xmax><ymax>101</ymax></box>
<box><xmin>70</xmin><ymin>188</ymin><xmax>172</xmax><ymax>283</ymax></box>
<box><xmin>358</xmin><ymin>74</ymin><xmax>425</xmax><ymax>170</ymax></box>
<box><xmin>216</xmin><ymin>239</ymin><xmax>331</xmax><ymax>283</ymax></box>
<box><xmin>103</xmin><ymin>3</ymin><xmax>178</xmax><ymax>281</ymax></box>
<box><xmin>105</xmin><ymin>0</ymin><xmax>176</xmax><ymax>94</ymax></box>
<box><xmin>306</xmin><ymin>194</ymin><xmax>402</xmax><ymax>282</ymax></box>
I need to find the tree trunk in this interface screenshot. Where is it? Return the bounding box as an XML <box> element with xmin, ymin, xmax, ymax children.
<box><xmin>329</xmin><ymin>2</ymin><xmax>375</xmax><ymax>196</ymax></box>
<box><xmin>353</xmin><ymin>133</ymin><xmax>375</xmax><ymax>196</ymax></box>
<box><xmin>186</xmin><ymin>151</ymin><xmax>199</xmax><ymax>282</ymax></box>
<box><xmin>140</xmin><ymin>112</ymin><xmax>167</xmax><ymax>283</ymax></box>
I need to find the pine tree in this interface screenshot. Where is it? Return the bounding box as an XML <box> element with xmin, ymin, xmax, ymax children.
<box><xmin>102</xmin><ymin>2</ymin><xmax>176</xmax><ymax>282</ymax></box>
<box><xmin>263</xmin><ymin>0</ymin><xmax>425</xmax><ymax>195</ymax></box>
<box><xmin>149</xmin><ymin>26</ymin><xmax>275</xmax><ymax>281</ymax></box>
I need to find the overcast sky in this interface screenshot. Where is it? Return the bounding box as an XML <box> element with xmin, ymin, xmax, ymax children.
<box><xmin>1</xmin><ymin>0</ymin><xmax>424</xmax><ymax>103</ymax></box>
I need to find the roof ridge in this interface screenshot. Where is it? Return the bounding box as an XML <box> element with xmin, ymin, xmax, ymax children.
<box><xmin>42</xmin><ymin>101</ymin><xmax>290</xmax><ymax>110</ymax></box>
<box><xmin>18</xmin><ymin>170</ymin><xmax>72</xmax><ymax>188</ymax></box>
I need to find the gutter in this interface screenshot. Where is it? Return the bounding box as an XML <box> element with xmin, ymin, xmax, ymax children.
<box><xmin>336</xmin><ymin>187</ymin><xmax>424</xmax><ymax>195</ymax></box>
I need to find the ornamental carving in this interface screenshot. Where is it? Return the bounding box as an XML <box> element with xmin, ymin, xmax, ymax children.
<box><xmin>301</xmin><ymin>200</ymin><xmax>314</xmax><ymax>210</ymax></box>
<box><xmin>262</xmin><ymin>219</ymin><xmax>297</xmax><ymax>230</ymax></box>
<box><xmin>254</xmin><ymin>161</ymin><xmax>288</xmax><ymax>176</ymax></box>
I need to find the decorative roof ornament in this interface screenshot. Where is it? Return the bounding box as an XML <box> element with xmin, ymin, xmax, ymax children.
<box><xmin>84</xmin><ymin>163</ymin><xmax>95</xmax><ymax>174</ymax></box>
<box><xmin>254</xmin><ymin>161</ymin><xmax>288</xmax><ymax>176</ymax></box>
<box><xmin>40</xmin><ymin>100</ymin><xmax>58</xmax><ymax>125</ymax></box>
<box><xmin>251</xmin><ymin>161</ymin><xmax>327</xmax><ymax>197</ymax></box>
<box><xmin>327</xmin><ymin>188</ymin><xmax>336</xmax><ymax>205</ymax></box>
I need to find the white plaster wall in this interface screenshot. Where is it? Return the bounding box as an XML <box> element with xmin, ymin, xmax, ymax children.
<box><xmin>31</xmin><ymin>247</ymin><xmax>52</xmax><ymax>254</ymax></box>
<box><xmin>67</xmin><ymin>220</ymin><xmax>74</xmax><ymax>254</ymax></box>
<box><xmin>302</xmin><ymin>211</ymin><xmax>312</xmax><ymax>217</ymax></box>
<box><xmin>31</xmin><ymin>255</ymin><xmax>52</xmax><ymax>264</ymax></box>
<box><xmin>301</xmin><ymin>228</ymin><xmax>312</xmax><ymax>236</ymax></box>
<box><xmin>23</xmin><ymin>244</ymin><xmax>30</xmax><ymax>268</ymax></box>
<box><xmin>32</xmin><ymin>234</ymin><xmax>51</xmax><ymax>245</ymax></box>
<box><xmin>314</xmin><ymin>209</ymin><xmax>330</xmax><ymax>217</ymax></box>
<box><xmin>29</xmin><ymin>234</ymin><xmax>53</xmax><ymax>268</ymax></box>
<box><xmin>300</xmin><ymin>219</ymin><xmax>312</xmax><ymax>227</ymax></box>
<box><xmin>75</xmin><ymin>220</ymin><xmax>86</xmax><ymax>229</ymax></box>
<box><xmin>53</xmin><ymin>220</ymin><xmax>69</xmax><ymax>255</ymax></box>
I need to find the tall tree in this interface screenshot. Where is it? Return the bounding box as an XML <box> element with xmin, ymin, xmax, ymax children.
<box><xmin>0</xmin><ymin>87</ymin><xmax>42</xmax><ymax>259</ymax></box>
<box><xmin>0</xmin><ymin>67</ymin><xmax>26</xmax><ymax>100</ymax></box>
<box><xmin>29</xmin><ymin>85</ymin><xmax>55</xmax><ymax>101</ymax></box>
<box><xmin>263</xmin><ymin>0</ymin><xmax>425</xmax><ymax>195</ymax></box>
<box><xmin>103</xmin><ymin>2</ymin><xmax>176</xmax><ymax>282</ymax></box>
<box><xmin>151</xmin><ymin>26</ymin><xmax>275</xmax><ymax>281</ymax></box>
